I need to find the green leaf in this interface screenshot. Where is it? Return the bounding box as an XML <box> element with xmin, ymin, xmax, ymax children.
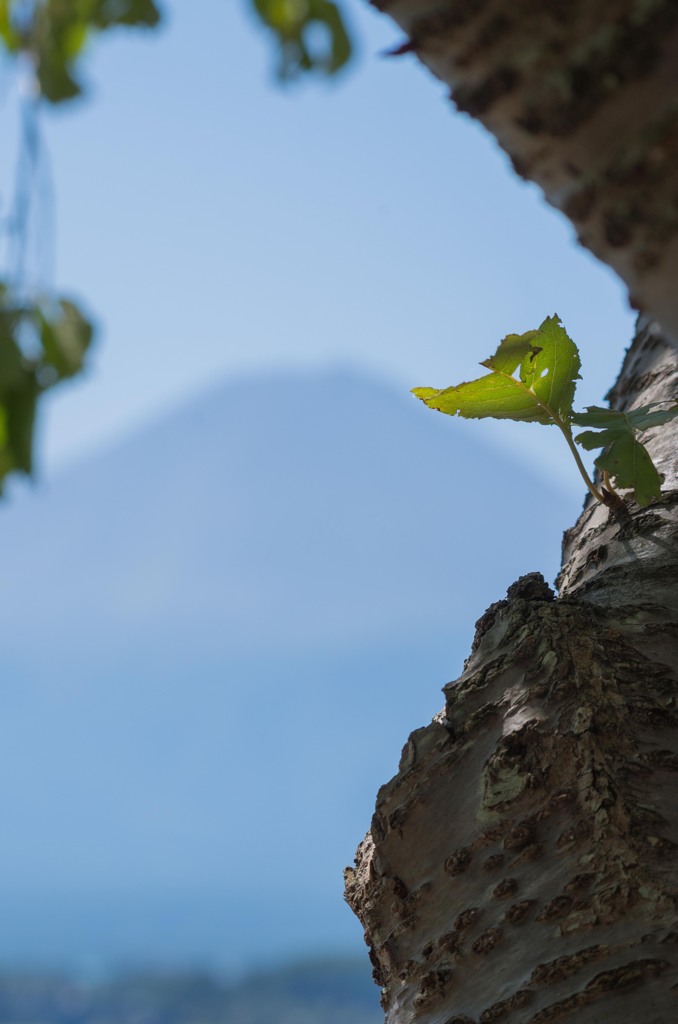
<box><xmin>3</xmin><ymin>376</ymin><xmax>39</xmax><ymax>475</ymax></box>
<box><xmin>413</xmin><ymin>316</ymin><xmax>676</xmax><ymax>508</ymax></box>
<box><xmin>316</xmin><ymin>0</ymin><xmax>351</xmax><ymax>72</ymax></box>
<box><xmin>0</xmin><ymin>332</ymin><xmax>26</xmax><ymax>392</ymax></box>
<box><xmin>0</xmin><ymin>0</ymin><xmax>21</xmax><ymax>50</ymax></box>
<box><xmin>0</xmin><ymin>0</ymin><xmax>162</xmax><ymax>104</ymax></box>
<box><xmin>572</xmin><ymin>401</ymin><xmax>678</xmax><ymax>505</ymax></box>
<box><xmin>0</xmin><ymin>286</ymin><xmax>94</xmax><ymax>491</ymax></box>
<box><xmin>0</xmin><ymin>303</ymin><xmax>25</xmax><ymax>393</ymax></box>
<box><xmin>594</xmin><ymin>435</ymin><xmax>663</xmax><ymax>507</ymax></box>
<box><xmin>411</xmin><ymin>387</ymin><xmax>440</xmax><ymax>402</ymax></box>
<box><xmin>412</xmin><ymin>373</ymin><xmax>552</xmax><ymax>423</ymax></box>
<box><xmin>37</xmin><ymin>57</ymin><xmax>82</xmax><ymax>103</ymax></box>
<box><xmin>516</xmin><ymin>315</ymin><xmax>581</xmax><ymax>419</ymax></box>
<box><xmin>412</xmin><ymin>315</ymin><xmax>580</xmax><ymax>427</ymax></box>
<box><xmin>572</xmin><ymin>402</ymin><xmax>678</xmax><ymax>434</ymax></box>
<box><xmin>481</xmin><ymin>330</ymin><xmax>538</xmax><ymax>374</ymax></box>
<box><xmin>91</xmin><ymin>0</ymin><xmax>162</xmax><ymax>30</ymax></box>
<box><xmin>253</xmin><ymin>0</ymin><xmax>352</xmax><ymax>78</ymax></box>
<box><xmin>38</xmin><ymin>298</ymin><xmax>94</xmax><ymax>381</ymax></box>
<box><xmin>0</xmin><ymin>405</ymin><xmax>12</xmax><ymax>491</ymax></box>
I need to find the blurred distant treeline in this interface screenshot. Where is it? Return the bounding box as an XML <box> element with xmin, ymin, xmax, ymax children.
<box><xmin>0</xmin><ymin>957</ymin><xmax>382</xmax><ymax>1024</ymax></box>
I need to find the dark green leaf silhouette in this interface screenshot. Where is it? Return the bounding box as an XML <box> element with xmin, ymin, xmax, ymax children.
<box><xmin>253</xmin><ymin>0</ymin><xmax>352</xmax><ymax>79</ymax></box>
<box><xmin>573</xmin><ymin>403</ymin><xmax>678</xmax><ymax>506</ymax></box>
<box><xmin>0</xmin><ymin>291</ymin><xmax>94</xmax><ymax>490</ymax></box>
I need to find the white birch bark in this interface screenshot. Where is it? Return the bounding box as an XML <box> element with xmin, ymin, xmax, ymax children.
<box><xmin>345</xmin><ymin>4</ymin><xmax>678</xmax><ymax>1021</ymax></box>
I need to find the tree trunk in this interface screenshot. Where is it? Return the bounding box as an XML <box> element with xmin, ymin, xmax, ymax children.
<box><xmin>344</xmin><ymin>3</ymin><xmax>678</xmax><ymax>1021</ymax></box>
<box><xmin>373</xmin><ymin>0</ymin><xmax>678</xmax><ymax>346</ymax></box>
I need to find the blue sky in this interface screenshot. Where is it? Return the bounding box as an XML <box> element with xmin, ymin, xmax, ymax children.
<box><xmin>0</xmin><ymin>1</ymin><xmax>641</xmax><ymax>971</ymax></box>
<box><xmin>1</xmin><ymin>0</ymin><xmax>634</xmax><ymax>484</ymax></box>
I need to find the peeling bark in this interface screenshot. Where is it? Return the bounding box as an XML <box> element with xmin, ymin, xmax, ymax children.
<box><xmin>374</xmin><ymin>0</ymin><xmax>678</xmax><ymax>346</ymax></box>
<box><xmin>345</xmin><ymin>6</ymin><xmax>678</xmax><ymax>1020</ymax></box>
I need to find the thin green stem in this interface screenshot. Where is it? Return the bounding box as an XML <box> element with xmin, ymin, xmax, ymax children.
<box><xmin>490</xmin><ymin>368</ymin><xmax>610</xmax><ymax>506</ymax></box>
<box><xmin>554</xmin><ymin>416</ymin><xmax>607</xmax><ymax>504</ymax></box>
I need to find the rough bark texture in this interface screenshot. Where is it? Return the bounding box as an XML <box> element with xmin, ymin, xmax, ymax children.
<box><xmin>344</xmin><ymin>4</ymin><xmax>678</xmax><ymax>1020</ymax></box>
<box><xmin>375</xmin><ymin>0</ymin><xmax>678</xmax><ymax>346</ymax></box>
<box><xmin>345</xmin><ymin>323</ymin><xmax>678</xmax><ymax>1022</ymax></box>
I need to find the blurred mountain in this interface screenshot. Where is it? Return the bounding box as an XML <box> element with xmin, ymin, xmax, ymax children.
<box><xmin>0</xmin><ymin>366</ymin><xmax>570</xmax><ymax>969</ymax></box>
<box><xmin>0</xmin><ymin>957</ymin><xmax>382</xmax><ymax>1024</ymax></box>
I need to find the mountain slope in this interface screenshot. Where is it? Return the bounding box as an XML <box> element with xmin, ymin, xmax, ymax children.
<box><xmin>0</xmin><ymin>366</ymin><xmax>574</xmax><ymax>967</ymax></box>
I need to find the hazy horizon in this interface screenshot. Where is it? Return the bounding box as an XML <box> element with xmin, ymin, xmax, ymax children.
<box><xmin>0</xmin><ymin>363</ymin><xmax>575</xmax><ymax>972</ymax></box>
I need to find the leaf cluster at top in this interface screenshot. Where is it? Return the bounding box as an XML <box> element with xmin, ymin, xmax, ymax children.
<box><xmin>252</xmin><ymin>0</ymin><xmax>351</xmax><ymax>79</ymax></box>
<box><xmin>413</xmin><ymin>315</ymin><xmax>678</xmax><ymax>507</ymax></box>
<box><xmin>0</xmin><ymin>0</ymin><xmax>161</xmax><ymax>102</ymax></box>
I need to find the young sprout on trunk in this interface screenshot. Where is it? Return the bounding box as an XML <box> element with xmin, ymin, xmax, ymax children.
<box><xmin>412</xmin><ymin>316</ymin><xmax>678</xmax><ymax>508</ymax></box>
